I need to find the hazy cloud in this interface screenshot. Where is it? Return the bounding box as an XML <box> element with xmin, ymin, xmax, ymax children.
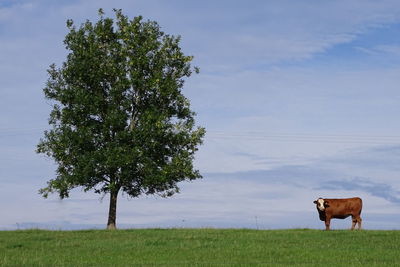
<box><xmin>317</xmin><ymin>177</ymin><xmax>400</xmax><ymax>204</ymax></box>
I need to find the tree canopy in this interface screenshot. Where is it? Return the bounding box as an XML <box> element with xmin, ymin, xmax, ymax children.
<box><xmin>37</xmin><ymin>9</ymin><xmax>205</xmax><ymax>229</ymax></box>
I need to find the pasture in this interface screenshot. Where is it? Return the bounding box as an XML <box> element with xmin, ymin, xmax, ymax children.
<box><xmin>1</xmin><ymin>228</ymin><xmax>399</xmax><ymax>266</ymax></box>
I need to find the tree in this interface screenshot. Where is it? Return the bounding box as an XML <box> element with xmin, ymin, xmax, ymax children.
<box><xmin>37</xmin><ymin>9</ymin><xmax>205</xmax><ymax>230</ymax></box>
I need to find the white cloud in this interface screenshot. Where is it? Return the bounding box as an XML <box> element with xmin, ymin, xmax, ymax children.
<box><xmin>5</xmin><ymin>158</ymin><xmax>399</xmax><ymax>230</ymax></box>
<box><xmin>374</xmin><ymin>44</ymin><xmax>400</xmax><ymax>55</ymax></box>
<box><xmin>180</xmin><ymin>0</ymin><xmax>400</xmax><ymax>71</ymax></box>
<box><xmin>190</xmin><ymin>66</ymin><xmax>400</xmax><ymax>173</ymax></box>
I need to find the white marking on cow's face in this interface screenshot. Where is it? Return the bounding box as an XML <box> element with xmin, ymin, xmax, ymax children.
<box><xmin>316</xmin><ymin>198</ymin><xmax>325</xmax><ymax>211</ymax></box>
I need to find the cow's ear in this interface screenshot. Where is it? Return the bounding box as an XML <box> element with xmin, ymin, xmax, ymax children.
<box><xmin>313</xmin><ymin>200</ymin><xmax>317</xmax><ymax>204</ymax></box>
<box><xmin>324</xmin><ymin>201</ymin><xmax>329</xmax><ymax>207</ymax></box>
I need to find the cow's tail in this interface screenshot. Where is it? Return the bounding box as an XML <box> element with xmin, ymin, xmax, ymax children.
<box><xmin>358</xmin><ymin>197</ymin><xmax>363</xmax><ymax>215</ymax></box>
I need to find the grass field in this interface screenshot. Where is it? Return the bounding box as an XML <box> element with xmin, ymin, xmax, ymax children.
<box><xmin>0</xmin><ymin>228</ymin><xmax>399</xmax><ymax>266</ymax></box>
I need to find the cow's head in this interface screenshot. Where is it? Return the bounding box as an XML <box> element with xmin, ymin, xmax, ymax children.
<box><xmin>313</xmin><ymin>198</ymin><xmax>329</xmax><ymax>211</ymax></box>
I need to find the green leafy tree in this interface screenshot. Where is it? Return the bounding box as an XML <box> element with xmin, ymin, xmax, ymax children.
<box><xmin>37</xmin><ymin>9</ymin><xmax>205</xmax><ymax>229</ymax></box>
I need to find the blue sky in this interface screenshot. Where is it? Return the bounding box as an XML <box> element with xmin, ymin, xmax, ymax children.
<box><xmin>1</xmin><ymin>0</ymin><xmax>400</xmax><ymax>230</ymax></box>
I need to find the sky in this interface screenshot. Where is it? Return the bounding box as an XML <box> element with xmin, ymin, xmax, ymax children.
<box><xmin>1</xmin><ymin>0</ymin><xmax>400</xmax><ymax>230</ymax></box>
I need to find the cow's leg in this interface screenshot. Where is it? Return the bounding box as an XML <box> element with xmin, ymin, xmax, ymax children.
<box><xmin>325</xmin><ymin>217</ymin><xmax>331</xmax><ymax>230</ymax></box>
<box><xmin>351</xmin><ymin>216</ymin><xmax>357</xmax><ymax>230</ymax></box>
<box><xmin>357</xmin><ymin>216</ymin><xmax>362</xmax><ymax>230</ymax></box>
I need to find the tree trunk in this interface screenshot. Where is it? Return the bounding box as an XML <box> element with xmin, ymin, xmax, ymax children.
<box><xmin>106</xmin><ymin>188</ymin><xmax>119</xmax><ymax>230</ymax></box>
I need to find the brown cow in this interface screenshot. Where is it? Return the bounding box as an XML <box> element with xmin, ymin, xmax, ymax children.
<box><xmin>313</xmin><ymin>197</ymin><xmax>362</xmax><ymax>230</ymax></box>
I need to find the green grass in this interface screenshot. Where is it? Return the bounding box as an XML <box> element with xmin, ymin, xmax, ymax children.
<box><xmin>0</xmin><ymin>228</ymin><xmax>399</xmax><ymax>266</ymax></box>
